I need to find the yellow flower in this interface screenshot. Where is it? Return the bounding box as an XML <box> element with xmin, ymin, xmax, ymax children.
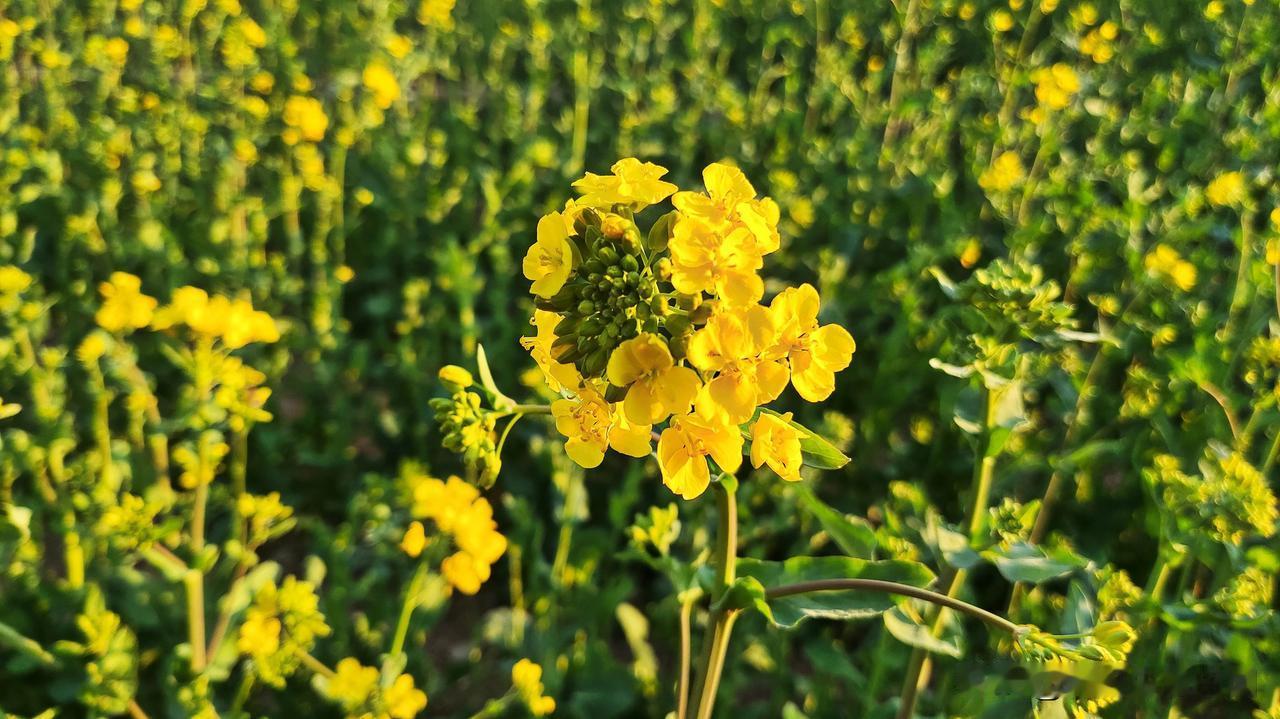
<box><xmin>1206</xmin><ymin>171</ymin><xmax>1247</xmax><ymax>208</ymax></box>
<box><xmin>606</xmin><ymin>333</ymin><xmax>701</xmax><ymax>424</ymax></box>
<box><xmin>521</xmin><ymin>309</ymin><xmax>583</xmax><ymax>393</ymax></box>
<box><xmin>386</xmin><ymin>35</ymin><xmax>413</xmax><ymax>59</ymax></box>
<box><xmin>608</xmin><ymin>405</ymin><xmax>653</xmax><ymax>458</ymax></box>
<box><xmin>672</xmin><ymin>162</ymin><xmax>781</xmax><ymax>256</ymax></box>
<box><xmin>1143</xmin><ymin>244</ymin><xmax>1197</xmax><ymax>291</ymax></box>
<box><xmin>979</xmin><ymin>152</ymin><xmax>1025</xmax><ymax>192</ymax></box>
<box><xmin>767</xmin><ymin>284</ymin><xmax>856</xmax><ymax>402</ymax></box>
<box><xmin>400</xmin><ymin>521</ymin><xmax>427</xmax><ymax>558</ymax></box>
<box><xmin>657</xmin><ymin>410</ymin><xmax>743</xmax><ymax>500</ymax></box>
<box><xmin>687</xmin><ymin>305</ymin><xmax>788</xmax><ymax>423</ymax></box>
<box><xmin>512</xmin><ymin>659</ymin><xmax>556</xmax><ymax>716</ymax></box>
<box><xmin>668</xmin><ymin>217</ymin><xmax>765</xmax><ymax>306</ymax></box>
<box><xmin>992</xmin><ymin>10</ymin><xmax>1014</xmax><ymax>31</ymax></box>
<box><xmin>362</xmin><ymin>61</ymin><xmax>400</xmax><ymax>110</ymax></box>
<box><xmin>325</xmin><ymin>658</ymin><xmax>380</xmax><ymax>712</ymax></box>
<box><xmin>523</xmin><ymin>210</ymin><xmax>576</xmax><ymax>298</ymax></box>
<box><xmin>77</xmin><ymin>333</ymin><xmax>109</xmax><ymax>364</ymax></box>
<box><xmin>237</xmin><ymin>609</ymin><xmax>281</xmax><ymax>657</ymax></box>
<box><xmin>750</xmin><ymin>412</ymin><xmax>803</xmax><ymax>482</ymax></box>
<box><xmin>283</xmin><ymin>95</ymin><xmax>328</xmax><ymax>142</ymax></box>
<box><xmin>441</xmin><ymin>550</ymin><xmax>489</xmax><ymax>595</ymax></box>
<box><xmin>96</xmin><ymin>272</ymin><xmax>157</xmax><ymax>333</ymax></box>
<box><xmin>572</xmin><ymin>157</ymin><xmax>678</xmax><ymax>209</ymax></box>
<box><xmin>384</xmin><ymin>673</ymin><xmax>428</xmax><ymax>718</ymax></box>
<box><xmin>551</xmin><ymin>390</ymin><xmax>613</xmax><ymax>468</ymax></box>
<box><xmin>418</xmin><ymin>0</ymin><xmax>456</xmax><ymax>29</ymax></box>
<box><xmin>0</xmin><ymin>266</ymin><xmax>33</xmax><ymax>295</ymax></box>
<box><xmin>1032</xmin><ymin>63</ymin><xmax>1080</xmax><ymax>111</ymax></box>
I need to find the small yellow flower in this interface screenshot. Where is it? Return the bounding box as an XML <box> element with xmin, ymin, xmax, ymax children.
<box><xmin>687</xmin><ymin>306</ymin><xmax>788</xmax><ymax>423</ymax></box>
<box><xmin>521</xmin><ymin>309</ymin><xmax>583</xmax><ymax>393</ymax></box>
<box><xmin>441</xmin><ymin>551</ymin><xmax>489</xmax><ymax>595</ymax></box>
<box><xmin>606</xmin><ymin>334</ymin><xmax>701</xmax><ymax>425</ymax></box>
<box><xmin>335</xmin><ymin>265</ymin><xmax>355</xmax><ymax>283</ymax></box>
<box><xmin>418</xmin><ymin>0</ymin><xmax>456</xmax><ymax>29</ymax></box>
<box><xmin>96</xmin><ymin>272</ymin><xmax>157</xmax><ymax>333</ymax></box>
<box><xmin>283</xmin><ymin>95</ymin><xmax>329</xmax><ymax>142</ymax></box>
<box><xmin>237</xmin><ymin>610</ymin><xmax>282</xmax><ymax>656</ymax></box>
<box><xmin>0</xmin><ymin>266</ymin><xmax>33</xmax><ymax>295</ymax></box>
<box><xmin>1143</xmin><ymin>244</ymin><xmax>1197</xmax><ymax>292</ymax></box>
<box><xmin>400</xmin><ymin>521</ymin><xmax>427</xmax><ymax>558</ymax></box>
<box><xmin>77</xmin><ymin>333</ymin><xmax>109</xmax><ymax>364</ymax></box>
<box><xmin>512</xmin><ymin>659</ymin><xmax>556</xmax><ymax>716</ymax></box>
<box><xmin>979</xmin><ymin>151</ymin><xmax>1026</xmax><ymax>192</ymax></box>
<box><xmin>750</xmin><ymin>412</ymin><xmax>803</xmax><ymax>482</ymax></box>
<box><xmin>572</xmin><ymin>157</ymin><xmax>678</xmax><ymax>209</ymax></box>
<box><xmin>324</xmin><ymin>658</ymin><xmax>380</xmax><ymax>712</ymax></box>
<box><xmin>386</xmin><ymin>35</ymin><xmax>413</xmax><ymax>59</ymax></box>
<box><xmin>992</xmin><ymin>10</ymin><xmax>1014</xmax><ymax>31</ymax></box>
<box><xmin>384</xmin><ymin>673</ymin><xmax>428</xmax><ymax>718</ymax></box>
<box><xmin>551</xmin><ymin>391</ymin><xmax>614</xmax><ymax>468</ymax></box>
<box><xmin>1205</xmin><ymin>171</ymin><xmax>1247</xmax><ymax>208</ymax></box>
<box><xmin>1032</xmin><ymin>63</ymin><xmax>1080</xmax><ymax>111</ymax></box>
<box><xmin>362</xmin><ymin>61</ymin><xmax>400</xmax><ymax>110</ymax></box>
<box><xmin>523</xmin><ymin>210</ymin><xmax>576</xmax><ymax>298</ymax></box>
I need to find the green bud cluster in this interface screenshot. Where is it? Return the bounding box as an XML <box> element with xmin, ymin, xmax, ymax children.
<box><xmin>1012</xmin><ymin>620</ymin><xmax>1135</xmax><ymax>667</ymax></box>
<box><xmin>1150</xmin><ymin>451</ymin><xmax>1278</xmax><ymax>547</ymax></box>
<box><xmin>1214</xmin><ymin>565</ymin><xmax>1275</xmax><ymax>620</ymax></box>
<box><xmin>986</xmin><ymin>497</ymin><xmax>1038</xmax><ymax>548</ymax></box>
<box><xmin>536</xmin><ymin>208</ymin><xmax>667</xmax><ymax>377</ymax></box>
<box><xmin>430</xmin><ymin>390</ymin><xmax>500</xmax><ymax>485</ymax></box>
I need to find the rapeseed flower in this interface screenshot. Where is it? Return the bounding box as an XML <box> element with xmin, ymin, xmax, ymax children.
<box><xmin>606</xmin><ymin>333</ymin><xmax>701</xmax><ymax>424</ymax></box>
<box><xmin>523</xmin><ymin>210</ymin><xmax>576</xmax><ymax>298</ymax></box>
<box><xmin>1205</xmin><ymin>171</ymin><xmax>1247</xmax><ymax>207</ymax></box>
<box><xmin>512</xmin><ymin>659</ymin><xmax>556</xmax><ymax>716</ymax></box>
<box><xmin>766</xmin><ymin>284</ymin><xmax>856</xmax><ymax>402</ymax></box>
<box><xmin>657</xmin><ymin>409</ymin><xmax>743</xmax><ymax>500</ymax></box>
<box><xmin>283</xmin><ymin>95</ymin><xmax>328</xmax><ymax>142</ymax></box>
<box><xmin>1032</xmin><ymin>63</ymin><xmax>1080</xmax><ymax>111</ymax></box>
<box><xmin>573</xmin><ymin>157</ymin><xmax>678</xmax><ymax>209</ymax></box>
<box><xmin>750</xmin><ymin>412</ymin><xmax>803</xmax><ymax>482</ymax></box>
<box><xmin>95</xmin><ymin>272</ymin><xmax>157</xmax><ymax>333</ymax></box>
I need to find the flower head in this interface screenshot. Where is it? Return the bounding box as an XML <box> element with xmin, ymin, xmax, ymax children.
<box><xmin>573</xmin><ymin>157</ymin><xmax>677</xmax><ymax>209</ymax></box>
<box><xmin>750</xmin><ymin>412</ymin><xmax>803</xmax><ymax>482</ymax></box>
<box><xmin>657</xmin><ymin>409</ymin><xmax>743</xmax><ymax>500</ymax></box>
<box><xmin>607</xmin><ymin>333</ymin><xmax>701</xmax><ymax>424</ymax></box>
<box><xmin>96</xmin><ymin>272</ymin><xmax>157</xmax><ymax>333</ymax></box>
<box><xmin>523</xmin><ymin>210</ymin><xmax>576</xmax><ymax>298</ymax></box>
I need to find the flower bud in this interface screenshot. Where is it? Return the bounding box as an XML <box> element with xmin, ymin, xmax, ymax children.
<box><xmin>438</xmin><ymin>365</ymin><xmax>474</xmax><ymax>391</ymax></box>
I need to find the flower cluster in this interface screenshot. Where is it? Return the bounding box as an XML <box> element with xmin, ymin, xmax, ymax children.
<box><xmin>520</xmin><ymin>159</ymin><xmax>855</xmax><ymax>499</ymax></box>
<box><xmin>402</xmin><ymin>475</ymin><xmax>508</xmax><ymax>595</ymax></box>
<box><xmin>429</xmin><ymin>369</ymin><xmax>501</xmax><ymax>484</ymax></box>
<box><xmin>318</xmin><ymin>658</ymin><xmax>428</xmax><ymax>719</ymax></box>
<box><xmin>512</xmin><ymin>658</ymin><xmax>556</xmax><ymax>716</ymax></box>
<box><xmin>236</xmin><ymin>576</ymin><xmax>331</xmax><ymax>687</ymax></box>
<box><xmin>1149</xmin><ymin>452</ymin><xmax>1277</xmax><ymax>547</ymax></box>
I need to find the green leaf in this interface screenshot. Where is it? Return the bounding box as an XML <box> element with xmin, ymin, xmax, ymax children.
<box><xmin>737</xmin><ymin>556</ymin><xmax>935</xmax><ymax>629</ymax></box>
<box><xmin>882</xmin><ymin>604</ymin><xmax>964</xmax><ymax>658</ymax></box>
<box><xmin>984</xmin><ymin>542</ymin><xmax>1083</xmax><ymax>584</ymax></box>
<box><xmin>923</xmin><ymin>516</ymin><xmax>982</xmax><ymax>570</ymax></box>
<box><xmin>475</xmin><ymin>344</ymin><xmax>515</xmax><ymax>410</ymax></box>
<box><xmin>797</xmin><ymin>487</ymin><xmax>877</xmax><ymax>559</ymax></box>
<box><xmin>740</xmin><ymin>408</ymin><xmax>851</xmax><ymax>470</ymax></box>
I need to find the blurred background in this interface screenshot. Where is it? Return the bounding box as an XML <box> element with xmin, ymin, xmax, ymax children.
<box><xmin>2</xmin><ymin>0</ymin><xmax>1278</xmax><ymax>717</ymax></box>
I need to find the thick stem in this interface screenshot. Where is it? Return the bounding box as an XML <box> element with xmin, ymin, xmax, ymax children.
<box><xmin>677</xmin><ymin>596</ymin><xmax>697</xmax><ymax>719</ymax></box>
<box><xmin>184</xmin><ymin>569</ymin><xmax>207</xmax><ymax>672</ymax></box>
<box><xmin>689</xmin><ymin>478</ymin><xmax>739</xmax><ymax>719</ymax></box>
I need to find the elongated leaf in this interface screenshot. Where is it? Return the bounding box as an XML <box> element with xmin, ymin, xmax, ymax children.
<box><xmin>797</xmin><ymin>487</ymin><xmax>876</xmax><ymax>559</ymax></box>
<box><xmin>738</xmin><ymin>556</ymin><xmax>935</xmax><ymax>629</ymax></box>
<box><xmin>475</xmin><ymin>344</ymin><xmax>515</xmax><ymax>409</ymax></box>
<box><xmin>740</xmin><ymin>408</ymin><xmax>851</xmax><ymax>470</ymax></box>
<box><xmin>984</xmin><ymin>542</ymin><xmax>1083</xmax><ymax>584</ymax></box>
<box><xmin>883</xmin><ymin>605</ymin><xmax>964</xmax><ymax>658</ymax></box>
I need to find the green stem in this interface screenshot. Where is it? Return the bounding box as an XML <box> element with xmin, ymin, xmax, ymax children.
<box><xmin>390</xmin><ymin>562</ymin><xmax>429</xmax><ymax>659</ymax></box>
<box><xmin>1226</xmin><ymin>210</ymin><xmax>1254</xmax><ymax>336</ymax></box>
<box><xmin>689</xmin><ymin>477</ymin><xmax>739</xmax><ymax>719</ymax></box>
<box><xmin>299</xmin><ymin>651</ymin><xmax>335</xmax><ymax>679</ymax></box>
<box><xmin>184</xmin><ymin>569</ymin><xmax>207</xmax><ymax>672</ymax></box>
<box><xmin>677</xmin><ymin>595</ymin><xmax>696</xmax><ymax>719</ymax></box>
<box><xmin>765</xmin><ymin>579</ymin><xmax>1022</xmax><ymax>635</ymax></box>
<box><xmin>0</xmin><ymin>620</ymin><xmax>59</xmax><ymax>667</ymax></box>
<box><xmin>897</xmin><ymin>386</ymin><xmax>996</xmax><ymax>719</ymax></box>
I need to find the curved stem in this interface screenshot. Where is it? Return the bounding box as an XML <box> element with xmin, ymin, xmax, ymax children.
<box><xmin>127</xmin><ymin>700</ymin><xmax>150</xmax><ymax>719</ymax></box>
<box><xmin>765</xmin><ymin>579</ymin><xmax>1021</xmax><ymax>635</ymax></box>
<box><xmin>390</xmin><ymin>562</ymin><xmax>429</xmax><ymax>659</ymax></box>
<box><xmin>299</xmin><ymin>651</ymin><xmax>335</xmax><ymax>679</ymax></box>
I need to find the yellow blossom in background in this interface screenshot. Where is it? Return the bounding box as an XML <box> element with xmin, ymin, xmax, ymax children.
<box><xmin>1205</xmin><ymin>171</ymin><xmax>1247</xmax><ymax>207</ymax></box>
<box><xmin>76</xmin><ymin>333</ymin><xmax>108</xmax><ymax>364</ymax></box>
<box><xmin>400</xmin><ymin>521</ymin><xmax>427</xmax><ymax>557</ymax></box>
<box><xmin>573</xmin><ymin>157</ymin><xmax>678</xmax><ymax>209</ymax></box>
<box><xmin>750</xmin><ymin>412</ymin><xmax>803</xmax><ymax>482</ymax></box>
<box><xmin>0</xmin><ymin>265</ymin><xmax>33</xmax><ymax>296</ymax></box>
<box><xmin>606</xmin><ymin>333</ymin><xmax>701</xmax><ymax>425</ymax></box>
<box><xmin>1032</xmin><ymin>63</ymin><xmax>1080</xmax><ymax>111</ymax></box>
<box><xmin>324</xmin><ymin>658</ymin><xmax>380</xmax><ymax>713</ymax></box>
<box><xmin>383</xmin><ymin>674</ymin><xmax>428</xmax><ymax>718</ymax></box>
<box><xmin>512</xmin><ymin>659</ymin><xmax>556</xmax><ymax>716</ymax></box>
<box><xmin>1204</xmin><ymin>0</ymin><xmax>1224</xmax><ymax>20</ymax></box>
<box><xmin>151</xmin><ymin>287</ymin><xmax>280</xmax><ymax>347</ymax></box>
<box><xmin>766</xmin><ymin>284</ymin><xmax>856</xmax><ymax>403</ymax></box>
<box><xmin>992</xmin><ymin>10</ymin><xmax>1014</xmax><ymax>32</ymax></box>
<box><xmin>418</xmin><ymin>0</ymin><xmax>456</xmax><ymax>29</ymax></box>
<box><xmin>283</xmin><ymin>95</ymin><xmax>328</xmax><ymax>142</ymax></box>
<box><xmin>980</xmin><ymin>151</ymin><xmax>1026</xmax><ymax>192</ymax></box>
<box><xmin>1143</xmin><ymin>245</ymin><xmax>1197</xmax><ymax>291</ymax></box>
<box><xmin>95</xmin><ymin>272</ymin><xmax>157</xmax><ymax>333</ymax></box>
<box><xmin>362</xmin><ymin>61</ymin><xmax>400</xmax><ymax>110</ymax></box>
<box><xmin>523</xmin><ymin>210</ymin><xmax>576</xmax><ymax>298</ymax></box>
<box><xmin>386</xmin><ymin>35</ymin><xmax>412</xmax><ymax>59</ymax></box>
